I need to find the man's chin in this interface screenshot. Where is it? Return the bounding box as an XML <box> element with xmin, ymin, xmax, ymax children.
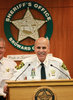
<box><xmin>38</xmin><ymin>56</ymin><xmax>46</xmax><ymax>62</ymax></box>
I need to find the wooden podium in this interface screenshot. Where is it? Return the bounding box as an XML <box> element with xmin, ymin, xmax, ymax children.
<box><xmin>6</xmin><ymin>79</ymin><xmax>73</xmax><ymax>100</ymax></box>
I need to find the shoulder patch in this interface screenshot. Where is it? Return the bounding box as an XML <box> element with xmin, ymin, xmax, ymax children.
<box><xmin>15</xmin><ymin>62</ymin><xmax>25</xmax><ymax>70</ymax></box>
<box><xmin>61</xmin><ymin>63</ymin><xmax>68</xmax><ymax>70</ymax></box>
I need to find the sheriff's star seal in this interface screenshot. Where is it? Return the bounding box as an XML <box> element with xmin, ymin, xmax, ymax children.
<box><xmin>34</xmin><ymin>87</ymin><xmax>55</xmax><ymax>100</ymax></box>
<box><xmin>4</xmin><ymin>1</ymin><xmax>53</xmax><ymax>51</ymax></box>
<box><xmin>38</xmin><ymin>90</ymin><xmax>52</xmax><ymax>100</ymax></box>
<box><xmin>11</xmin><ymin>8</ymin><xmax>46</xmax><ymax>43</ymax></box>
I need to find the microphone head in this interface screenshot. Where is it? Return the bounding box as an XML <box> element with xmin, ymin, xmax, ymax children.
<box><xmin>50</xmin><ymin>64</ymin><xmax>53</xmax><ymax>66</ymax></box>
<box><xmin>28</xmin><ymin>64</ymin><xmax>30</xmax><ymax>66</ymax></box>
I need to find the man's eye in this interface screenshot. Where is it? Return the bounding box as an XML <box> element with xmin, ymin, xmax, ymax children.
<box><xmin>37</xmin><ymin>47</ymin><xmax>40</xmax><ymax>49</ymax></box>
<box><xmin>42</xmin><ymin>47</ymin><xmax>46</xmax><ymax>49</ymax></box>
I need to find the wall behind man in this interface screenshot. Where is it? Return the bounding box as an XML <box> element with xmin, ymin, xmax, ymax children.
<box><xmin>0</xmin><ymin>0</ymin><xmax>73</xmax><ymax>77</ymax></box>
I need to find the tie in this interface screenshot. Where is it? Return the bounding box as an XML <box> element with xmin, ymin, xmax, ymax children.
<box><xmin>41</xmin><ymin>63</ymin><xmax>46</xmax><ymax>79</ymax></box>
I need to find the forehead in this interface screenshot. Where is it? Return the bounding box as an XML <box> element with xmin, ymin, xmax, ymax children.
<box><xmin>35</xmin><ymin>40</ymin><xmax>49</xmax><ymax>47</ymax></box>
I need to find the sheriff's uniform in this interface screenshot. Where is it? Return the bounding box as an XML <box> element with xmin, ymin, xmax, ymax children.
<box><xmin>0</xmin><ymin>57</ymin><xmax>17</xmax><ymax>97</ymax></box>
<box><xmin>11</xmin><ymin>55</ymin><xmax>71</xmax><ymax>81</ymax></box>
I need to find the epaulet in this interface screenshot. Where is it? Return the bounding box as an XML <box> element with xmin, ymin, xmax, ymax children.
<box><xmin>61</xmin><ymin>63</ymin><xmax>68</xmax><ymax>70</ymax></box>
<box><xmin>15</xmin><ymin>62</ymin><xmax>25</xmax><ymax>70</ymax></box>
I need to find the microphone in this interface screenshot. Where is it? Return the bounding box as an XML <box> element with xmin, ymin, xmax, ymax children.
<box><xmin>50</xmin><ymin>64</ymin><xmax>70</xmax><ymax>79</ymax></box>
<box><xmin>15</xmin><ymin>64</ymin><xmax>30</xmax><ymax>81</ymax></box>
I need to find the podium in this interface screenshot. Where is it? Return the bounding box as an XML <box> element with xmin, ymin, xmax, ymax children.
<box><xmin>6</xmin><ymin>79</ymin><xmax>73</xmax><ymax>100</ymax></box>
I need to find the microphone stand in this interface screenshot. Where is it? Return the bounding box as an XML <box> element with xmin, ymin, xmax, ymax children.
<box><xmin>50</xmin><ymin>64</ymin><xmax>70</xmax><ymax>79</ymax></box>
<box><xmin>15</xmin><ymin>64</ymin><xmax>30</xmax><ymax>81</ymax></box>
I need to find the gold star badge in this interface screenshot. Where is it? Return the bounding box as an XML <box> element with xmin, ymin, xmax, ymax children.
<box><xmin>11</xmin><ymin>8</ymin><xmax>46</xmax><ymax>43</ymax></box>
<box><xmin>37</xmin><ymin>90</ymin><xmax>52</xmax><ymax>100</ymax></box>
<box><xmin>6</xmin><ymin>68</ymin><xmax>10</xmax><ymax>72</ymax></box>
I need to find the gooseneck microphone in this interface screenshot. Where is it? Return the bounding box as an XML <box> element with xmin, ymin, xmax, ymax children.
<box><xmin>15</xmin><ymin>64</ymin><xmax>30</xmax><ymax>81</ymax></box>
<box><xmin>50</xmin><ymin>64</ymin><xmax>70</xmax><ymax>79</ymax></box>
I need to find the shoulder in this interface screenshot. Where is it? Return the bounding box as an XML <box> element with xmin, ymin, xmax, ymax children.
<box><xmin>16</xmin><ymin>55</ymin><xmax>37</xmax><ymax>70</ymax></box>
<box><xmin>3</xmin><ymin>57</ymin><xmax>17</xmax><ymax>65</ymax></box>
<box><xmin>48</xmin><ymin>56</ymin><xmax>63</xmax><ymax>64</ymax></box>
<box><xmin>48</xmin><ymin>56</ymin><xmax>68</xmax><ymax>70</ymax></box>
<box><xmin>22</xmin><ymin>54</ymin><xmax>37</xmax><ymax>64</ymax></box>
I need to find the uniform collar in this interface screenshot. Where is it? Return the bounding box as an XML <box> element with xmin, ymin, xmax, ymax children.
<box><xmin>35</xmin><ymin>56</ymin><xmax>41</xmax><ymax>67</ymax></box>
<box><xmin>36</xmin><ymin>55</ymin><xmax>49</xmax><ymax>67</ymax></box>
<box><xmin>36</xmin><ymin>54</ymin><xmax>53</xmax><ymax>67</ymax></box>
<box><xmin>43</xmin><ymin>55</ymin><xmax>49</xmax><ymax>67</ymax></box>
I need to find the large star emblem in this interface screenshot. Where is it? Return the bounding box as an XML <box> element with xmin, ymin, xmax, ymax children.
<box><xmin>11</xmin><ymin>8</ymin><xmax>46</xmax><ymax>43</ymax></box>
<box><xmin>37</xmin><ymin>90</ymin><xmax>52</xmax><ymax>100</ymax></box>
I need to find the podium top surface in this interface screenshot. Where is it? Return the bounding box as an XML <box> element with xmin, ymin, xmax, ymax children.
<box><xmin>6</xmin><ymin>79</ymin><xmax>73</xmax><ymax>87</ymax></box>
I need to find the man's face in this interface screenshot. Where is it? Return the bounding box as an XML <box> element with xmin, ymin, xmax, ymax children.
<box><xmin>35</xmin><ymin>38</ymin><xmax>50</xmax><ymax>62</ymax></box>
<box><xmin>0</xmin><ymin>41</ymin><xmax>5</xmax><ymax>59</ymax></box>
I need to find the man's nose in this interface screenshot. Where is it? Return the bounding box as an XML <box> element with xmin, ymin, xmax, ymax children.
<box><xmin>40</xmin><ymin>48</ymin><xmax>43</xmax><ymax>52</ymax></box>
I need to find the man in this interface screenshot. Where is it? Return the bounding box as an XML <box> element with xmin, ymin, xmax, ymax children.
<box><xmin>0</xmin><ymin>38</ymin><xmax>17</xmax><ymax>100</ymax></box>
<box><xmin>10</xmin><ymin>37</ymin><xmax>71</xmax><ymax>81</ymax></box>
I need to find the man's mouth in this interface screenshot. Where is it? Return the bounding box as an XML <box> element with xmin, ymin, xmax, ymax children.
<box><xmin>38</xmin><ymin>52</ymin><xmax>45</xmax><ymax>55</ymax></box>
